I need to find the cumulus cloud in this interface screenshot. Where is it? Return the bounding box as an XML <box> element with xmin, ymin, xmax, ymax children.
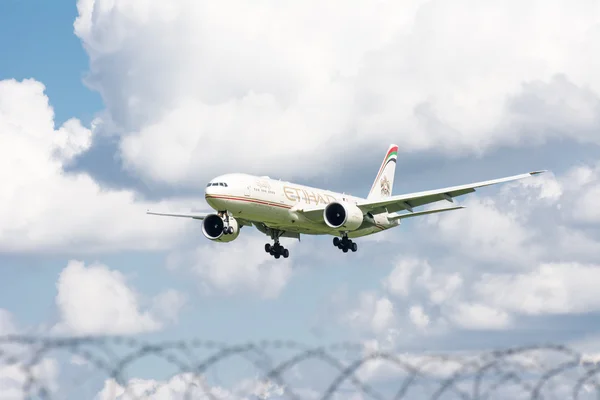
<box><xmin>472</xmin><ymin>262</ymin><xmax>600</xmax><ymax>315</ymax></box>
<box><xmin>0</xmin><ymin>309</ymin><xmax>17</xmax><ymax>336</ymax></box>
<box><xmin>344</xmin><ymin>292</ymin><xmax>397</xmax><ymax>336</ymax></box>
<box><xmin>169</xmin><ymin>234</ymin><xmax>295</xmax><ymax>298</ymax></box>
<box><xmin>95</xmin><ymin>374</ymin><xmax>284</xmax><ymax>400</ymax></box>
<box><xmin>379</xmin><ymin>159</ymin><xmax>600</xmax><ymax>332</ymax></box>
<box><xmin>0</xmin><ymin>309</ymin><xmax>60</xmax><ymax>399</ymax></box>
<box><xmin>53</xmin><ymin>260</ymin><xmax>186</xmax><ymax>335</ymax></box>
<box><xmin>73</xmin><ymin>0</ymin><xmax>600</xmax><ymax>187</ymax></box>
<box><xmin>0</xmin><ymin>78</ymin><xmax>204</xmax><ymax>254</ymax></box>
<box><xmin>424</xmin><ymin>196</ymin><xmax>539</xmax><ymax>267</ymax></box>
<box><xmin>448</xmin><ymin>302</ymin><xmax>513</xmax><ymax>330</ymax></box>
<box><xmin>0</xmin><ymin>358</ymin><xmax>60</xmax><ymax>400</ymax></box>
<box><xmin>408</xmin><ymin>305</ymin><xmax>430</xmax><ymax>331</ymax></box>
<box><xmin>382</xmin><ymin>257</ymin><xmax>424</xmax><ymax>297</ymax></box>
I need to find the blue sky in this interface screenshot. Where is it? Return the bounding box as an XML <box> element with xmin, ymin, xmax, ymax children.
<box><xmin>1</xmin><ymin>0</ymin><xmax>600</xmax><ymax>398</ymax></box>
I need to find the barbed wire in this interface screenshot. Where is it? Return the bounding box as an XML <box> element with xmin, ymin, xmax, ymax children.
<box><xmin>1</xmin><ymin>335</ymin><xmax>600</xmax><ymax>399</ymax></box>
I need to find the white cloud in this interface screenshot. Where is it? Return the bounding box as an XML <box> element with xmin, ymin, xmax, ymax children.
<box><xmin>0</xmin><ymin>78</ymin><xmax>203</xmax><ymax>254</ymax></box>
<box><xmin>53</xmin><ymin>260</ymin><xmax>186</xmax><ymax>335</ymax></box>
<box><xmin>382</xmin><ymin>257</ymin><xmax>423</xmax><ymax>297</ymax></box>
<box><xmin>448</xmin><ymin>302</ymin><xmax>512</xmax><ymax>330</ymax></box>
<box><xmin>381</xmin><ymin>256</ymin><xmax>509</xmax><ymax>332</ymax></box>
<box><xmin>408</xmin><ymin>305</ymin><xmax>430</xmax><ymax>330</ymax></box>
<box><xmin>95</xmin><ymin>374</ymin><xmax>284</xmax><ymax>400</ymax></box>
<box><xmin>425</xmin><ymin>196</ymin><xmax>538</xmax><ymax>266</ymax></box>
<box><xmin>572</xmin><ymin>183</ymin><xmax>600</xmax><ymax>223</ymax></box>
<box><xmin>150</xmin><ymin>289</ymin><xmax>187</xmax><ymax>324</ymax></box>
<box><xmin>73</xmin><ymin>0</ymin><xmax>600</xmax><ymax>187</ymax></box>
<box><xmin>378</xmin><ymin>159</ymin><xmax>600</xmax><ymax>331</ymax></box>
<box><xmin>344</xmin><ymin>292</ymin><xmax>397</xmax><ymax>336</ymax></box>
<box><xmin>500</xmin><ymin>171</ymin><xmax>563</xmax><ymax>207</ymax></box>
<box><xmin>171</xmin><ymin>234</ymin><xmax>294</xmax><ymax>298</ymax></box>
<box><xmin>0</xmin><ymin>309</ymin><xmax>60</xmax><ymax>399</ymax></box>
<box><xmin>0</xmin><ymin>358</ymin><xmax>60</xmax><ymax>400</ymax></box>
<box><xmin>472</xmin><ymin>262</ymin><xmax>600</xmax><ymax>315</ymax></box>
<box><xmin>0</xmin><ymin>309</ymin><xmax>17</xmax><ymax>335</ymax></box>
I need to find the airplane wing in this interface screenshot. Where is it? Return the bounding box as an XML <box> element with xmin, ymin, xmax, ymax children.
<box><xmin>147</xmin><ymin>210</ymin><xmax>210</xmax><ymax>220</ymax></box>
<box><xmin>293</xmin><ymin>170</ymin><xmax>545</xmax><ymax>222</ymax></box>
<box><xmin>357</xmin><ymin>170</ymin><xmax>546</xmax><ymax>214</ymax></box>
<box><xmin>147</xmin><ymin>210</ymin><xmax>253</xmax><ymax>226</ymax></box>
<box><xmin>387</xmin><ymin>205</ymin><xmax>465</xmax><ymax>220</ymax></box>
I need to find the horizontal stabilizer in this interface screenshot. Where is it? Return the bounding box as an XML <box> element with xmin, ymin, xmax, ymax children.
<box><xmin>387</xmin><ymin>206</ymin><xmax>465</xmax><ymax>221</ymax></box>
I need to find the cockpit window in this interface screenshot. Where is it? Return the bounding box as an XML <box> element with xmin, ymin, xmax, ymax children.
<box><xmin>207</xmin><ymin>182</ymin><xmax>228</xmax><ymax>187</ymax></box>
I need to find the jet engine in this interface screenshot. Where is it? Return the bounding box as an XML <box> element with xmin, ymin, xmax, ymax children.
<box><xmin>201</xmin><ymin>214</ymin><xmax>240</xmax><ymax>242</ymax></box>
<box><xmin>323</xmin><ymin>202</ymin><xmax>364</xmax><ymax>231</ymax></box>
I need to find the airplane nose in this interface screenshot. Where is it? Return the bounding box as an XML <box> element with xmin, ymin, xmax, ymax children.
<box><xmin>205</xmin><ymin>185</ymin><xmax>219</xmax><ymax>198</ymax></box>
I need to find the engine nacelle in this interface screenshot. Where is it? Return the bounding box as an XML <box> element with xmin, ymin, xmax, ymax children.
<box><xmin>323</xmin><ymin>202</ymin><xmax>364</xmax><ymax>231</ymax></box>
<box><xmin>201</xmin><ymin>214</ymin><xmax>240</xmax><ymax>242</ymax></box>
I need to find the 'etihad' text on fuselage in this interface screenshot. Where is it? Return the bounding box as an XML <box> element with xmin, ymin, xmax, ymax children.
<box><xmin>283</xmin><ymin>186</ymin><xmax>337</xmax><ymax>204</ymax></box>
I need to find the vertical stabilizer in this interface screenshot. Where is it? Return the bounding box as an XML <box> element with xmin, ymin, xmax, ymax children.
<box><xmin>367</xmin><ymin>144</ymin><xmax>398</xmax><ymax>200</ymax></box>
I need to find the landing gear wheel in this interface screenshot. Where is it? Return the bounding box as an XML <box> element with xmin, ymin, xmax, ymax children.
<box><xmin>265</xmin><ymin>229</ymin><xmax>290</xmax><ymax>259</ymax></box>
<box><xmin>334</xmin><ymin>234</ymin><xmax>358</xmax><ymax>253</ymax></box>
<box><xmin>227</xmin><ymin>226</ymin><xmax>234</xmax><ymax>234</ymax></box>
<box><xmin>223</xmin><ymin>226</ymin><xmax>229</xmax><ymax>234</ymax></box>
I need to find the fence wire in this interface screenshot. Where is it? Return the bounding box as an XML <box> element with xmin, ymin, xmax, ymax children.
<box><xmin>1</xmin><ymin>335</ymin><xmax>600</xmax><ymax>399</ymax></box>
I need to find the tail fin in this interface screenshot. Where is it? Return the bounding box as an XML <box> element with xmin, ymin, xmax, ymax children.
<box><xmin>367</xmin><ymin>144</ymin><xmax>398</xmax><ymax>200</ymax></box>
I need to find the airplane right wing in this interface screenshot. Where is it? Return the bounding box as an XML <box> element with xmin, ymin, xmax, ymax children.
<box><xmin>147</xmin><ymin>210</ymin><xmax>254</xmax><ymax>226</ymax></box>
<box><xmin>357</xmin><ymin>170</ymin><xmax>546</xmax><ymax>215</ymax></box>
<box><xmin>147</xmin><ymin>210</ymin><xmax>210</xmax><ymax>220</ymax></box>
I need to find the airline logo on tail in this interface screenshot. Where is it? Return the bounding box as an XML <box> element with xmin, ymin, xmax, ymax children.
<box><xmin>368</xmin><ymin>144</ymin><xmax>398</xmax><ymax>200</ymax></box>
<box><xmin>380</xmin><ymin>175</ymin><xmax>391</xmax><ymax>196</ymax></box>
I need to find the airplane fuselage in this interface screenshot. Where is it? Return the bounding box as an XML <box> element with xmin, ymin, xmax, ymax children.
<box><xmin>204</xmin><ymin>173</ymin><xmax>397</xmax><ymax>238</ymax></box>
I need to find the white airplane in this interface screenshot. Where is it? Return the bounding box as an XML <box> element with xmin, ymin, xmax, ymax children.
<box><xmin>147</xmin><ymin>144</ymin><xmax>546</xmax><ymax>259</ymax></box>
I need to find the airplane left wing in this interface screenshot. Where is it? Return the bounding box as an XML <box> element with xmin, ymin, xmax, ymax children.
<box><xmin>290</xmin><ymin>204</ymin><xmax>326</xmax><ymax>223</ymax></box>
<box><xmin>357</xmin><ymin>170</ymin><xmax>546</xmax><ymax>214</ymax></box>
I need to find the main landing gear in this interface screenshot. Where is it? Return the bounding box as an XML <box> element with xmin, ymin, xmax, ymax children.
<box><xmin>265</xmin><ymin>229</ymin><xmax>289</xmax><ymax>259</ymax></box>
<box><xmin>333</xmin><ymin>235</ymin><xmax>358</xmax><ymax>253</ymax></box>
<box><xmin>265</xmin><ymin>242</ymin><xmax>289</xmax><ymax>259</ymax></box>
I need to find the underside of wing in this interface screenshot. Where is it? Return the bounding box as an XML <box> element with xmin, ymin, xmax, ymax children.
<box><xmin>358</xmin><ymin>170</ymin><xmax>546</xmax><ymax>214</ymax></box>
<box><xmin>387</xmin><ymin>205</ymin><xmax>465</xmax><ymax>220</ymax></box>
<box><xmin>291</xmin><ymin>204</ymin><xmax>326</xmax><ymax>223</ymax></box>
<box><xmin>146</xmin><ymin>210</ymin><xmax>252</xmax><ymax>226</ymax></box>
<box><xmin>147</xmin><ymin>210</ymin><xmax>210</xmax><ymax>219</ymax></box>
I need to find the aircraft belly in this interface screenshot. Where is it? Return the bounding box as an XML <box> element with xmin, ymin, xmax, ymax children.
<box><xmin>214</xmin><ymin>196</ymin><xmax>386</xmax><ymax>237</ymax></box>
<box><xmin>348</xmin><ymin>227</ymin><xmax>381</xmax><ymax>238</ymax></box>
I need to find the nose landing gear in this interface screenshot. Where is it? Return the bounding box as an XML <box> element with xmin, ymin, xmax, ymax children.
<box><xmin>219</xmin><ymin>211</ymin><xmax>235</xmax><ymax>235</ymax></box>
<box><xmin>333</xmin><ymin>235</ymin><xmax>357</xmax><ymax>253</ymax></box>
